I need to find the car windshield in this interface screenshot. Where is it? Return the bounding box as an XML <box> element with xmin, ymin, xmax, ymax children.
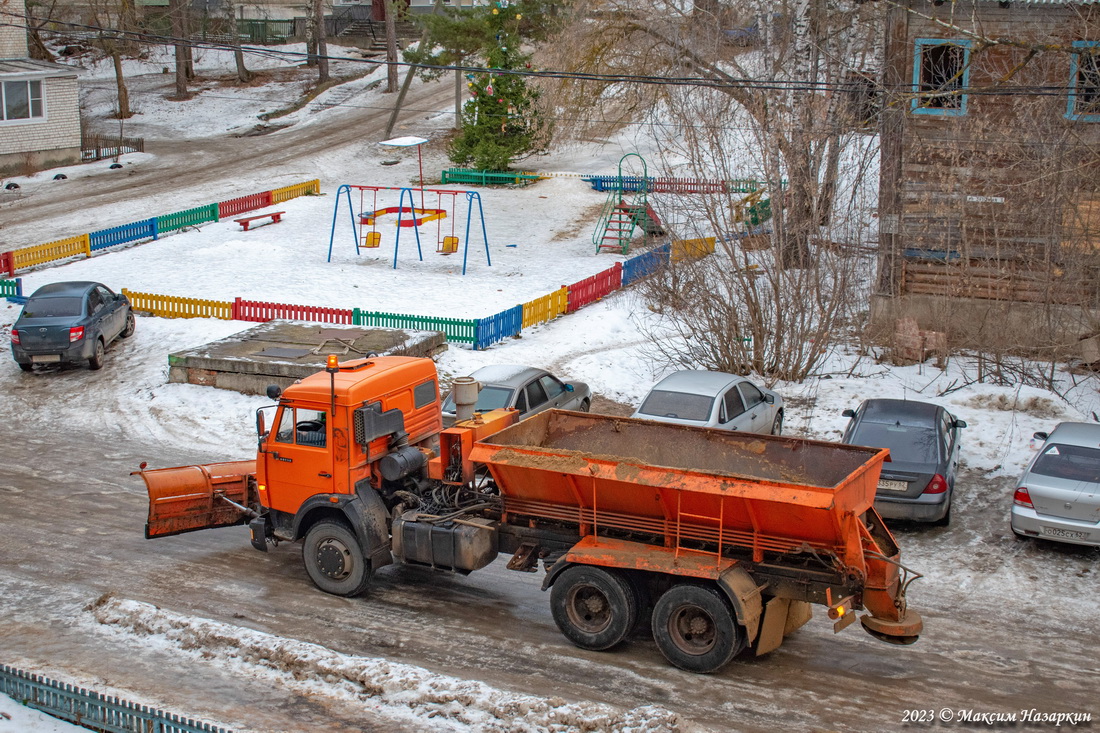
<box><xmin>850</xmin><ymin>423</ymin><xmax>940</xmax><ymax>463</ymax></box>
<box><xmin>637</xmin><ymin>390</ymin><xmax>715</xmax><ymax>422</ymax></box>
<box><xmin>21</xmin><ymin>297</ymin><xmax>83</xmax><ymax>318</ymax></box>
<box><xmin>442</xmin><ymin>385</ymin><xmax>515</xmax><ymax>413</ymax></box>
<box><xmin>1031</xmin><ymin>443</ymin><xmax>1100</xmax><ymax>483</ymax></box>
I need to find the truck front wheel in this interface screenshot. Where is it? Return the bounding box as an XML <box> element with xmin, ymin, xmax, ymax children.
<box><xmin>652</xmin><ymin>584</ymin><xmax>744</xmax><ymax>673</ymax></box>
<box><xmin>303</xmin><ymin>520</ymin><xmax>372</xmax><ymax>597</ymax></box>
<box><xmin>550</xmin><ymin>565</ymin><xmax>637</xmax><ymax>651</ymax></box>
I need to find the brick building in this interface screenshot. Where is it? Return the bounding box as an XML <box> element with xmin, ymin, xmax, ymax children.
<box><xmin>0</xmin><ymin>0</ymin><xmax>81</xmax><ymax>175</ymax></box>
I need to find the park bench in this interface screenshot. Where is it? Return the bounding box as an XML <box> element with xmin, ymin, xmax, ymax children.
<box><xmin>235</xmin><ymin>211</ymin><xmax>285</xmax><ymax>231</ymax></box>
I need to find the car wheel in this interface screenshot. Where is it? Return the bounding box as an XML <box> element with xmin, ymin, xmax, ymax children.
<box><xmin>88</xmin><ymin>339</ymin><xmax>105</xmax><ymax>370</ymax></box>
<box><xmin>580</xmin><ymin>398</ymin><xmax>591</xmax><ymax>412</ymax></box>
<box><xmin>550</xmin><ymin>565</ymin><xmax>637</xmax><ymax>651</ymax></box>
<box><xmin>303</xmin><ymin>519</ymin><xmax>372</xmax><ymax>597</ymax></box>
<box><xmin>651</xmin><ymin>584</ymin><xmax>744</xmax><ymax>674</ymax></box>
<box><xmin>121</xmin><ymin>311</ymin><xmax>136</xmax><ymax>338</ymax></box>
<box><xmin>17</xmin><ymin>362</ymin><xmax>32</xmax><ymax>373</ymax></box>
<box><xmin>771</xmin><ymin>411</ymin><xmax>783</xmax><ymax>435</ymax></box>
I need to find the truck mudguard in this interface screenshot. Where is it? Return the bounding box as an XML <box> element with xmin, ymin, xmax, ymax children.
<box><xmin>716</xmin><ymin>565</ymin><xmax>764</xmax><ymax>644</ymax></box>
<box><xmin>291</xmin><ymin>482</ymin><xmax>393</xmax><ymax>570</ymax></box>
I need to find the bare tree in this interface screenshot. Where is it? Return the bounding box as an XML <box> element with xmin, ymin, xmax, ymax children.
<box><xmin>86</xmin><ymin>0</ymin><xmax>134</xmax><ymax>117</ymax></box>
<box><xmin>168</xmin><ymin>0</ymin><xmax>188</xmax><ymax>98</ymax></box>
<box><xmin>224</xmin><ymin>0</ymin><xmax>251</xmax><ymax>83</ymax></box>
<box><xmin>385</xmin><ymin>0</ymin><xmax>399</xmax><ymax>93</ymax></box>
<box><xmin>313</xmin><ymin>0</ymin><xmax>330</xmax><ymax>84</ymax></box>
<box><xmin>24</xmin><ymin>0</ymin><xmax>57</xmax><ymax>62</ymax></box>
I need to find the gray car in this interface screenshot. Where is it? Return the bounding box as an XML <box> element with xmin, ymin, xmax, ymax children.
<box><xmin>1011</xmin><ymin>422</ymin><xmax>1100</xmax><ymax>547</ymax></box>
<box><xmin>11</xmin><ymin>281</ymin><xmax>134</xmax><ymax>371</ymax></box>
<box><xmin>441</xmin><ymin>365</ymin><xmax>591</xmax><ymax>427</ymax></box>
<box><xmin>632</xmin><ymin>370</ymin><xmax>783</xmax><ymax>435</ymax></box>
<box><xmin>841</xmin><ymin>399</ymin><xmax>965</xmax><ymax>526</ymax></box>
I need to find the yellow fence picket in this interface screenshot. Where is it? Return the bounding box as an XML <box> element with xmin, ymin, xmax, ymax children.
<box><xmin>12</xmin><ymin>234</ymin><xmax>90</xmax><ymax>270</ymax></box>
<box><xmin>122</xmin><ymin>289</ymin><xmax>233</xmax><ymax>320</ymax></box>
<box><xmin>271</xmin><ymin>179</ymin><xmax>321</xmax><ymax>204</ymax></box>
<box><xmin>671</xmin><ymin>236</ymin><xmax>716</xmax><ymax>262</ymax></box>
<box><xmin>522</xmin><ymin>287</ymin><xmax>568</xmax><ymax>328</ymax></box>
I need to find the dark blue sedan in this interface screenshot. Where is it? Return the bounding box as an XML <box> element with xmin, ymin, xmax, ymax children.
<box><xmin>11</xmin><ymin>281</ymin><xmax>135</xmax><ymax>371</ymax></box>
<box><xmin>841</xmin><ymin>399</ymin><xmax>966</xmax><ymax>526</ymax></box>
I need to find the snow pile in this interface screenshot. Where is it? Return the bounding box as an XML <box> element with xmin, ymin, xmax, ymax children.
<box><xmin>88</xmin><ymin>596</ymin><xmax>703</xmax><ymax>733</ymax></box>
<box><xmin>0</xmin><ymin>697</ymin><xmax>88</xmax><ymax>733</ymax></box>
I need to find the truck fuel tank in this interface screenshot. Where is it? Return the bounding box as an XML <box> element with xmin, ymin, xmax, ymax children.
<box><xmin>391</xmin><ymin>510</ymin><xmax>498</xmax><ymax>573</ymax></box>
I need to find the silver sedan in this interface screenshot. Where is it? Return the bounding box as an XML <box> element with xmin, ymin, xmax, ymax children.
<box><xmin>1011</xmin><ymin>422</ymin><xmax>1100</xmax><ymax>547</ymax></box>
<box><xmin>441</xmin><ymin>365</ymin><xmax>591</xmax><ymax>427</ymax></box>
<box><xmin>631</xmin><ymin>370</ymin><xmax>783</xmax><ymax>435</ymax></box>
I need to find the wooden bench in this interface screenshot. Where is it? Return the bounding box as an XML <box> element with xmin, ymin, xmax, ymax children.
<box><xmin>235</xmin><ymin>211</ymin><xmax>285</xmax><ymax>231</ymax></box>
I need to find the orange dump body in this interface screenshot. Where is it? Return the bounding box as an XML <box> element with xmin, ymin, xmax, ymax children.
<box><xmin>469</xmin><ymin>410</ymin><xmax>917</xmax><ymax>633</ymax></box>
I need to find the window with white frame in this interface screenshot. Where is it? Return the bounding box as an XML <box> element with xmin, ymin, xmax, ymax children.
<box><xmin>1</xmin><ymin>79</ymin><xmax>44</xmax><ymax>121</ymax></box>
<box><xmin>912</xmin><ymin>39</ymin><xmax>971</xmax><ymax>116</ymax></box>
<box><xmin>1067</xmin><ymin>41</ymin><xmax>1100</xmax><ymax>121</ymax></box>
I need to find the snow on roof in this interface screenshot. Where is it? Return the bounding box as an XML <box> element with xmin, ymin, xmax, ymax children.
<box><xmin>0</xmin><ymin>58</ymin><xmax>80</xmax><ymax>78</ymax></box>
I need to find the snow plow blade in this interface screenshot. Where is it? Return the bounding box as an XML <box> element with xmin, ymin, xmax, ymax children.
<box><xmin>135</xmin><ymin>461</ymin><xmax>258</xmax><ymax>539</ymax></box>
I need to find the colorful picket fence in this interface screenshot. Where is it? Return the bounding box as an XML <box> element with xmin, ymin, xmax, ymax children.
<box><xmin>123</xmin><ymin>290</ymin><xmax>234</xmax><ymax>320</ymax></box>
<box><xmin>90</xmin><ymin>218</ymin><xmax>158</xmax><ymax>252</ymax></box>
<box><xmin>522</xmin><ymin>287</ymin><xmax>567</xmax><ymax>328</ymax></box>
<box><xmin>353</xmin><ymin>310</ymin><xmax>479</xmax><ymax>344</ymax></box>
<box><xmin>233</xmin><ymin>298</ymin><xmax>353</xmax><ymax>324</ymax></box>
<box><xmin>272</xmin><ymin>179</ymin><xmax>320</xmax><ymax>203</ymax></box>
<box><xmin>475</xmin><ymin>306</ymin><xmax>523</xmax><ymax>350</ymax></box>
<box><xmin>622</xmin><ymin>243</ymin><xmax>671</xmax><ymax>286</ymax></box>
<box><xmin>0</xmin><ymin>278</ymin><xmax>22</xmax><ymax>298</ymax></box>
<box><xmin>0</xmin><ymin>180</ymin><xmax>317</xmax><ymax>277</ymax></box>
<box><xmin>440</xmin><ymin>169</ymin><xmax>541</xmax><ymax>186</ymax></box>
<box><xmin>158</xmin><ymin>203</ymin><xmax>219</xmax><ymax>234</ymax></box>
<box><xmin>566</xmin><ymin>262</ymin><xmax>623</xmax><ymax>314</ymax></box>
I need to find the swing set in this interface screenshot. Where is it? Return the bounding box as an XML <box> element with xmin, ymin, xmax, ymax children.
<box><xmin>328</xmin><ymin>184</ymin><xmax>491</xmax><ymax>275</ymax></box>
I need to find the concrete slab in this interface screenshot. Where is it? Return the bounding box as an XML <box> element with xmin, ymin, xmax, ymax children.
<box><xmin>168</xmin><ymin>320</ymin><xmax>447</xmax><ymax>394</ymax></box>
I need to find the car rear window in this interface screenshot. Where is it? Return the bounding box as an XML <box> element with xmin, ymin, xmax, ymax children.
<box><xmin>638</xmin><ymin>390</ymin><xmax>715</xmax><ymax>422</ymax></box>
<box><xmin>442</xmin><ymin>385</ymin><xmax>514</xmax><ymax>413</ymax></box>
<box><xmin>21</xmin><ymin>297</ymin><xmax>84</xmax><ymax>318</ymax></box>
<box><xmin>850</xmin><ymin>424</ymin><xmax>940</xmax><ymax>463</ymax></box>
<box><xmin>1031</xmin><ymin>443</ymin><xmax>1100</xmax><ymax>482</ymax></box>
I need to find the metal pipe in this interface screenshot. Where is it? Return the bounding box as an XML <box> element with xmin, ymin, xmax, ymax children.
<box><xmin>452</xmin><ymin>376</ymin><xmax>480</xmax><ymax>422</ymax></box>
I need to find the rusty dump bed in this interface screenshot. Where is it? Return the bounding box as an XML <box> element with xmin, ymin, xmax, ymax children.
<box><xmin>468</xmin><ymin>410</ymin><xmax>889</xmax><ymax>555</ymax></box>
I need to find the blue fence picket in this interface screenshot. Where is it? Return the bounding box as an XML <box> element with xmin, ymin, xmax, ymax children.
<box><xmin>622</xmin><ymin>243</ymin><xmax>671</xmax><ymax>286</ymax></box>
<box><xmin>89</xmin><ymin>218</ymin><xmax>158</xmax><ymax>252</ymax></box>
<box><xmin>474</xmin><ymin>305</ymin><xmax>522</xmax><ymax>350</ymax></box>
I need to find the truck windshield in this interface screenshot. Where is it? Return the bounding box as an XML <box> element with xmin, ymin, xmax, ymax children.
<box><xmin>21</xmin><ymin>297</ymin><xmax>84</xmax><ymax>318</ymax></box>
<box><xmin>637</xmin><ymin>390</ymin><xmax>715</xmax><ymax>422</ymax></box>
<box><xmin>850</xmin><ymin>423</ymin><xmax>939</xmax><ymax>463</ymax></box>
<box><xmin>1031</xmin><ymin>443</ymin><xmax>1100</xmax><ymax>482</ymax></box>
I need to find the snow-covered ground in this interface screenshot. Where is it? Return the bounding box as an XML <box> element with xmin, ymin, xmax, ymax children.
<box><xmin>2</xmin><ymin>41</ymin><xmax>1099</xmax><ymax>733</ymax></box>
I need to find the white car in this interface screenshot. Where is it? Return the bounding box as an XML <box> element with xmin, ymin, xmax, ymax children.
<box><xmin>1011</xmin><ymin>422</ymin><xmax>1100</xmax><ymax>547</ymax></box>
<box><xmin>632</xmin><ymin>370</ymin><xmax>783</xmax><ymax>435</ymax></box>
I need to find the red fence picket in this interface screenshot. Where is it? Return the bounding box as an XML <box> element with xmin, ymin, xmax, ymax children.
<box><xmin>565</xmin><ymin>262</ymin><xmax>622</xmax><ymax>314</ymax></box>
<box><xmin>0</xmin><ymin>252</ymin><xmax>13</xmax><ymax>277</ymax></box>
<box><xmin>232</xmin><ymin>297</ymin><xmax>354</xmax><ymax>324</ymax></box>
<box><xmin>219</xmin><ymin>191</ymin><xmax>274</xmax><ymax>219</ymax></box>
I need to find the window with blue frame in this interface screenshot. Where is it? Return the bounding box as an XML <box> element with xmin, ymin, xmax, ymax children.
<box><xmin>912</xmin><ymin>39</ymin><xmax>971</xmax><ymax>116</ymax></box>
<box><xmin>1067</xmin><ymin>41</ymin><xmax>1100</xmax><ymax>121</ymax></box>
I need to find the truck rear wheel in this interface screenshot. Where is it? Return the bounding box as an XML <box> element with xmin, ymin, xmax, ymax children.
<box><xmin>303</xmin><ymin>520</ymin><xmax>372</xmax><ymax>597</ymax></box>
<box><xmin>550</xmin><ymin>565</ymin><xmax>637</xmax><ymax>651</ymax></box>
<box><xmin>652</xmin><ymin>584</ymin><xmax>745</xmax><ymax>673</ymax></box>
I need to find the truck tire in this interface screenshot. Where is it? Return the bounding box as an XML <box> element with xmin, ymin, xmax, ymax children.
<box><xmin>550</xmin><ymin>565</ymin><xmax>637</xmax><ymax>651</ymax></box>
<box><xmin>652</xmin><ymin>584</ymin><xmax>745</xmax><ymax>673</ymax></box>
<box><xmin>303</xmin><ymin>520</ymin><xmax>372</xmax><ymax>597</ymax></box>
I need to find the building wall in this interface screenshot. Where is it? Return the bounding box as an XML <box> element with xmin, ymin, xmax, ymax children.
<box><xmin>0</xmin><ymin>76</ymin><xmax>81</xmax><ymax>173</ymax></box>
<box><xmin>0</xmin><ymin>0</ymin><xmax>29</xmax><ymax>57</ymax></box>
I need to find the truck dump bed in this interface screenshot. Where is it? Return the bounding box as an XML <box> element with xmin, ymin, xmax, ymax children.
<box><xmin>468</xmin><ymin>410</ymin><xmax>889</xmax><ymax>558</ymax></box>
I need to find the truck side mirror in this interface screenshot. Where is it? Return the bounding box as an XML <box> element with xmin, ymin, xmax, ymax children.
<box><xmin>266</xmin><ymin>384</ymin><xmax>282</xmax><ymax>400</ymax></box>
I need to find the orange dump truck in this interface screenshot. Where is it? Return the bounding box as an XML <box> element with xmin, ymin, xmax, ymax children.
<box><xmin>138</xmin><ymin>356</ymin><xmax>921</xmax><ymax>674</ymax></box>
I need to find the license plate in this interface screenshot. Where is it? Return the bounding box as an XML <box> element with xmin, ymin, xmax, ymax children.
<box><xmin>1041</xmin><ymin>526</ymin><xmax>1089</xmax><ymax>541</ymax></box>
<box><xmin>877</xmin><ymin>479</ymin><xmax>908</xmax><ymax>492</ymax></box>
<box><xmin>31</xmin><ymin>354</ymin><xmax>61</xmax><ymax>364</ymax></box>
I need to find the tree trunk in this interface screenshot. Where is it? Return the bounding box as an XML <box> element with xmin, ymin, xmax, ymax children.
<box><xmin>183</xmin><ymin>7</ymin><xmax>196</xmax><ymax>80</ymax></box>
<box><xmin>111</xmin><ymin>49</ymin><xmax>132</xmax><ymax>118</ymax></box>
<box><xmin>314</xmin><ymin>0</ymin><xmax>330</xmax><ymax>84</ymax></box>
<box><xmin>385</xmin><ymin>0</ymin><xmax>399</xmax><ymax>93</ymax></box>
<box><xmin>170</xmin><ymin>0</ymin><xmax>188</xmax><ymax>98</ymax></box>
<box><xmin>226</xmin><ymin>0</ymin><xmax>252</xmax><ymax>83</ymax></box>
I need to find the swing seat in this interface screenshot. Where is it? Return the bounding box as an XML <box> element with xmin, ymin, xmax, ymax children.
<box><xmin>363</xmin><ymin>231</ymin><xmax>382</xmax><ymax>249</ymax></box>
<box><xmin>440</xmin><ymin>236</ymin><xmax>459</xmax><ymax>254</ymax></box>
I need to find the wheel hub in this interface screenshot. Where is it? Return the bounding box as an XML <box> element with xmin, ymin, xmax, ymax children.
<box><xmin>568</xmin><ymin>585</ymin><xmax>611</xmax><ymax>632</ymax></box>
<box><xmin>670</xmin><ymin>606</ymin><xmax>717</xmax><ymax>655</ymax></box>
<box><xmin>316</xmin><ymin>538</ymin><xmax>351</xmax><ymax>579</ymax></box>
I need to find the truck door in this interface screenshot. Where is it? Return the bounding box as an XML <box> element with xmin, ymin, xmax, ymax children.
<box><xmin>263</xmin><ymin>405</ymin><xmax>335</xmax><ymax>514</ymax></box>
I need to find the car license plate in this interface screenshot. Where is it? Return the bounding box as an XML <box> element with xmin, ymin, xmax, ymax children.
<box><xmin>1041</xmin><ymin>526</ymin><xmax>1089</xmax><ymax>541</ymax></box>
<box><xmin>877</xmin><ymin>479</ymin><xmax>908</xmax><ymax>492</ymax></box>
<box><xmin>31</xmin><ymin>355</ymin><xmax>61</xmax><ymax>364</ymax></box>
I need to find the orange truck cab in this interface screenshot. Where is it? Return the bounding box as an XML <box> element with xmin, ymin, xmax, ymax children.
<box><xmin>137</xmin><ymin>357</ymin><xmax>923</xmax><ymax>674</ymax></box>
